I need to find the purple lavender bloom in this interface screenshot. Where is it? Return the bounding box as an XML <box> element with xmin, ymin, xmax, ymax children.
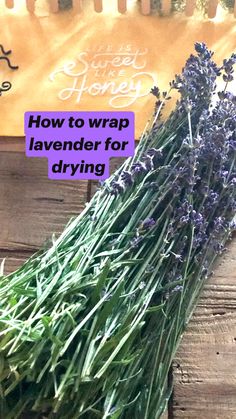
<box><xmin>171</xmin><ymin>285</ymin><xmax>184</xmax><ymax>294</ymax></box>
<box><xmin>195</xmin><ymin>42</ymin><xmax>214</xmax><ymax>60</ymax></box>
<box><xmin>110</xmin><ymin>180</ymin><xmax>125</xmax><ymax>196</ymax></box>
<box><xmin>191</xmin><ymin>211</ymin><xmax>204</xmax><ymax>228</ymax></box>
<box><xmin>174</xmin><ymin>184</ymin><xmax>182</xmax><ymax>195</ymax></box>
<box><xmin>143</xmin><ymin>155</ymin><xmax>154</xmax><ymax>171</ymax></box>
<box><xmin>172</xmin><ymin>43</ymin><xmax>220</xmax><ymax>118</ymax></box>
<box><xmin>213</xmin><ymin>217</ymin><xmax>225</xmax><ymax>233</ymax></box>
<box><xmin>180</xmin><ymin>215</ymin><xmax>190</xmax><ymax>225</ymax></box>
<box><xmin>150</xmin><ymin>86</ymin><xmax>160</xmax><ymax>98</ymax></box>
<box><xmin>222</xmin><ymin>53</ymin><xmax>236</xmax><ymax>83</ymax></box>
<box><xmin>130</xmin><ymin>236</ymin><xmax>143</xmax><ymax>249</ymax></box>
<box><xmin>223</xmin><ymin>53</ymin><xmax>236</xmax><ymax>68</ymax></box>
<box><xmin>208</xmin><ymin>190</ymin><xmax>219</xmax><ymax>204</ymax></box>
<box><xmin>142</xmin><ymin>218</ymin><xmax>156</xmax><ymax>230</ymax></box>
<box><xmin>146</xmin><ymin>148</ymin><xmax>163</xmax><ymax>158</ymax></box>
<box><xmin>182</xmin><ymin>200</ymin><xmax>193</xmax><ymax>212</ymax></box>
<box><xmin>214</xmin><ymin>242</ymin><xmax>225</xmax><ymax>253</ymax></box>
<box><xmin>121</xmin><ymin>171</ymin><xmax>133</xmax><ymax>186</ymax></box>
<box><xmin>201</xmin><ymin>266</ymin><xmax>208</xmax><ymax>277</ymax></box>
<box><xmin>193</xmin><ymin>231</ymin><xmax>207</xmax><ymax>247</ymax></box>
<box><xmin>131</xmin><ymin>162</ymin><xmax>147</xmax><ymax>174</ymax></box>
<box><xmin>220</xmin><ymin>170</ymin><xmax>229</xmax><ymax>179</ymax></box>
<box><xmin>218</xmin><ymin>91</ymin><xmax>236</xmax><ymax>102</ymax></box>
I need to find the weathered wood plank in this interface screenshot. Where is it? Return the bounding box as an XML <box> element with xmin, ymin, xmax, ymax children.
<box><xmin>173</xmin><ymin>241</ymin><xmax>236</xmax><ymax>418</ymax></box>
<box><xmin>0</xmin><ymin>152</ymin><xmax>88</xmax><ymax>250</ymax></box>
<box><xmin>0</xmin><ymin>137</ymin><xmax>25</xmax><ymax>152</ymax></box>
<box><xmin>0</xmin><ymin>249</ymin><xmax>36</xmax><ymax>276</ymax></box>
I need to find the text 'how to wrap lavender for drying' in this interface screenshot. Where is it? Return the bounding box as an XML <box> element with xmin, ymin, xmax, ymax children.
<box><xmin>24</xmin><ymin>111</ymin><xmax>135</xmax><ymax>180</ymax></box>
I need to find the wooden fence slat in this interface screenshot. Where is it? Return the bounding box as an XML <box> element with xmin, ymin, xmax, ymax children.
<box><xmin>94</xmin><ymin>0</ymin><xmax>103</xmax><ymax>12</ymax></box>
<box><xmin>118</xmin><ymin>0</ymin><xmax>127</xmax><ymax>13</ymax></box>
<box><xmin>72</xmin><ymin>0</ymin><xmax>83</xmax><ymax>13</ymax></box>
<box><xmin>185</xmin><ymin>0</ymin><xmax>196</xmax><ymax>16</ymax></box>
<box><xmin>207</xmin><ymin>0</ymin><xmax>218</xmax><ymax>18</ymax></box>
<box><xmin>141</xmin><ymin>0</ymin><xmax>151</xmax><ymax>14</ymax></box>
<box><xmin>162</xmin><ymin>0</ymin><xmax>172</xmax><ymax>15</ymax></box>
<box><xmin>5</xmin><ymin>0</ymin><xmax>14</xmax><ymax>8</ymax></box>
<box><xmin>49</xmin><ymin>0</ymin><xmax>59</xmax><ymax>13</ymax></box>
<box><xmin>25</xmin><ymin>0</ymin><xmax>35</xmax><ymax>13</ymax></box>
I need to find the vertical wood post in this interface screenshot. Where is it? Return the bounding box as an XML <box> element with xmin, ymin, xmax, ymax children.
<box><xmin>207</xmin><ymin>0</ymin><xmax>218</xmax><ymax>18</ymax></box>
<box><xmin>26</xmin><ymin>0</ymin><xmax>35</xmax><ymax>13</ymax></box>
<box><xmin>49</xmin><ymin>0</ymin><xmax>59</xmax><ymax>13</ymax></box>
<box><xmin>72</xmin><ymin>0</ymin><xmax>83</xmax><ymax>12</ymax></box>
<box><xmin>118</xmin><ymin>0</ymin><xmax>127</xmax><ymax>13</ymax></box>
<box><xmin>141</xmin><ymin>0</ymin><xmax>151</xmax><ymax>14</ymax></box>
<box><xmin>5</xmin><ymin>0</ymin><xmax>14</xmax><ymax>8</ymax></box>
<box><xmin>94</xmin><ymin>0</ymin><xmax>103</xmax><ymax>12</ymax></box>
<box><xmin>162</xmin><ymin>0</ymin><xmax>172</xmax><ymax>15</ymax></box>
<box><xmin>185</xmin><ymin>0</ymin><xmax>196</xmax><ymax>16</ymax></box>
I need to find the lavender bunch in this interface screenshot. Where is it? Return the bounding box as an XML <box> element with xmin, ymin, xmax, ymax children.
<box><xmin>0</xmin><ymin>44</ymin><xmax>235</xmax><ymax>419</ymax></box>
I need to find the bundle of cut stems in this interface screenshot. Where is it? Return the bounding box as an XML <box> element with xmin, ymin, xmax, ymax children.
<box><xmin>0</xmin><ymin>44</ymin><xmax>235</xmax><ymax>419</ymax></box>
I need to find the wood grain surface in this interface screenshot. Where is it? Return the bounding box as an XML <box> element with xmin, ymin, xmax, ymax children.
<box><xmin>0</xmin><ymin>137</ymin><xmax>25</xmax><ymax>153</ymax></box>
<box><xmin>0</xmin><ymin>152</ymin><xmax>88</xmax><ymax>252</ymax></box>
<box><xmin>172</xmin><ymin>241</ymin><xmax>236</xmax><ymax>419</ymax></box>
<box><xmin>0</xmin><ymin>151</ymin><xmax>235</xmax><ymax>418</ymax></box>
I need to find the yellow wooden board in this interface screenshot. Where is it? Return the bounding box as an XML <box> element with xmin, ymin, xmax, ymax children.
<box><xmin>0</xmin><ymin>0</ymin><xmax>235</xmax><ymax>139</ymax></box>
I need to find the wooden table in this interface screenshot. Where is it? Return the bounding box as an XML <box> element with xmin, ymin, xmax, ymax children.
<box><xmin>0</xmin><ymin>140</ymin><xmax>236</xmax><ymax>418</ymax></box>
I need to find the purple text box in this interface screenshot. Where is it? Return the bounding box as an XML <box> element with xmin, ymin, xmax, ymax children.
<box><xmin>24</xmin><ymin>111</ymin><xmax>135</xmax><ymax>180</ymax></box>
